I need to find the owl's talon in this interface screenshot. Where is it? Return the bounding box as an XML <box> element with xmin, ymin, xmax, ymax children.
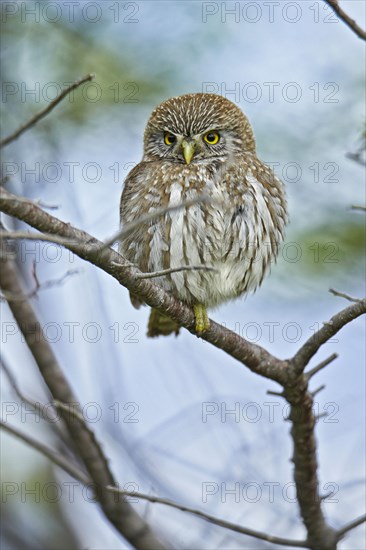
<box><xmin>194</xmin><ymin>304</ymin><xmax>210</xmax><ymax>334</ymax></box>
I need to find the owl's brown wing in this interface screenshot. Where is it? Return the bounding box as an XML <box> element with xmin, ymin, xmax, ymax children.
<box><xmin>120</xmin><ymin>162</ymin><xmax>172</xmax><ymax>313</ymax></box>
<box><xmin>120</xmin><ymin>163</ymin><xmax>150</xmax><ymax>310</ymax></box>
<box><xmin>218</xmin><ymin>163</ymin><xmax>287</xmax><ymax>295</ymax></box>
<box><xmin>223</xmin><ymin>162</ymin><xmax>287</xmax><ymax>253</ymax></box>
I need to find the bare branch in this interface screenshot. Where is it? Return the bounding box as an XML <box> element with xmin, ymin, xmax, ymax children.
<box><xmin>304</xmin><ymin>353</ymin><xmax>339</xmax><ymax>381</ymax></box>
<box><xmin>33</xmin><ymin>199</ymin><xmax>60</xmax><ymax>210</ymax></box>
<box><xmin>1</xmin><ymin>187</ymin><xmax>364</xmax><ymax>550</ymax></box>
<box><xmin>292</xmin><ymin>302</ymin><xmax>366</xmax><ymax>374</ymax></box>
<box><xmin>1</xmin><ymin>357</ymin><xmax>70</xmax><ymax>443</ymax></box>
<box><xmin>0</xmin><ymin>74</ymin><xmax>95</xmax><ymax>148</ymax></box>
<box><xmin>0</xmin><ymin>187</ymin><xmax>288</xmax><ymax>384</ymax></box>
<box><xmin>329</xmin><ymin>288</ymin><xmax>361</xmax><ymax>303</ymax></box>
<box><xmin>320</xmin><ymin>491</ymin><xmax>336</xmax><ymax>501</ymax></box>
<box><xmin>346</xmin><ymin>153</ymin><xmax>366</xmax><ymax>167</ymax></box>
<box><xmin>350</xmin><ymin>205</ymin><xmax>366</xmax><ymax>212</ymax></box>
<box><xmin>53</xmin><ymin>399</ymin><xmax>90</xmax><ymax>425</ymax></box>
<box><xmin>337</xmin><ymin>513</ymin><xmax>366</xmax><ymax>540</ymax></box>
<box><xmin>107</xmin><ymin>486</ymin><xmax>308</xmax><ymax>548</ymax></box>
<box><xmin>1</xmin><ymin>357</ymin><xmax>49</xmax><ymax>419</ymax></box>
<box><xmin>0</xmin><ymin>229</ymin><xmax>81</xmax><ymax>248</ymax></box>
<box><xmin>322</xmin><ymin>0</ymin><xmax>366</xmax><ymax>41</ymax></box>
<box><xmin>2</xmin><ymin>413</ymin><xmax>308</xmax><ymax>547</ymax></box>
<box><xmin>284</xmin><ymin>382</ymin><xmax>338</xmax><ymax>549</ymax></box>
<box><xmin>266</xmin><ymin>390</ymin><xmax>285</xmax><ymax>397</ymax></box>
<box><xmin>0</xmin><ymin>252</ymin><xmax>166</xmax><ymax>550</ymax></box>
<box><xmin>0</xmin><ymin>420</ymin><xmax>90</xmax><ymax>485</ymax></box>
<box><xmin>314</xmin><ymin>412</ymin><xmax>328</xmax><ymax>422</ymax></box>
<box><xmin>311</xmin><ymin>384</ymin><xmax>326</xmax><ymax>397</ymax></box>
<box><xmin>135</xmin><ymin>265</ymin><xmax>218</xmax><ymax>279</ymax></box>
<box><xmin>0</xmin><ymin>268</ymin><xmax>79</xmax><ymax>302</ymax></box>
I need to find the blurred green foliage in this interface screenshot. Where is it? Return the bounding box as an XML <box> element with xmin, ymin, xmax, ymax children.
<box><xmin>1</xmin><ymin>9</ymin><xmax>172</xmax><ymax>132</ymax></box>
<box><xmin>291</xmin><ymin>215</ymin><xmax>365</xmax><ymax>278</ymax></box>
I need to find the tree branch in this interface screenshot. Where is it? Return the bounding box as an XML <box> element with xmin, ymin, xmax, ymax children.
<box><xmin>0</xmin><ymin>251</ymin><xmax>166</xmax><ymax>550</ymax></box>
<box><xmin>0</xmin><ymin>266</ymin><xmax>79</xmax><ymax>302</ymax></box>
<box><xmin>291</xmin><ymin>302</ymin><xmax>366</xmax><ymax>374</ymax></box>
<box><xmin>329</xmin><ymin>288</ymin><xmax>361</xmax><ymax>303</ymax></box>
<box><xmin>304</xmin><ymin>353</ymin><xmax>338</xmax><ymax>381</ymax></box>
<box><xmin>1</xmin><ymin>186</ymin><xmax>365</xmax><ymax>550</ymax></box>
<box><xmin>106</xmin><ymin>486</ymin><xmax>308</xmax><ymax>548</ymax></box>
<box><xmin>336</xmin><ymin>513</ymin><xmax>366</xmax><ymax>540</ymax></box>
<box><xmin>0</xmin><ymin>187</ymin><xmax>288</xmax><ymax>384</ymax></box>
<box><xmin>323</xmin><ymin>0</ymin><xmax>366</xmax><ymax>41</ymax></box>
<box><xmin>0</xmin><ymin>411</ymin><xmax>312</xmax><ymax>548</ymax></box>
<box><xmin>135</xmin><ymin>265</ymin><xmax>218</xmax><ymax>279</ymax></box>
<box><xmin>0</xmin><ymin>74</ymin><xmax>95</xmax><ymax>148</ymax></box>
<box><xmin>284</xmin><ymin>381</ymin><xmax>338</xmax><ymax>550</ymax></box>
<box><xmin>0</xmin><ymin>420</ymin><xmax>91</xmax><ymax>485</ymax></box>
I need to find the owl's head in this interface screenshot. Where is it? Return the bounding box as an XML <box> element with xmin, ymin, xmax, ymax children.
<box><xmin>143</xmin><ymin>93</ymin><xmax>256</xmax><ymax>165</ymax></box>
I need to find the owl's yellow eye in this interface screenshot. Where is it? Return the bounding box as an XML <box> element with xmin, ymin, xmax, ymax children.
<box><xmin>164</xmin><ymin>132</ymin><xmax>176</xmax><ymax>146</ymax></box>
<box><xmin>203</xmin><ymin>131</ymin><xmax>220</xmax><ymax>145</ymax></box>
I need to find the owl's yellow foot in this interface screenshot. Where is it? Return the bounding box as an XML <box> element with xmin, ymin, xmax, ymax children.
<box><xmin>193</xmin><ymin>304</ymin><xmax>210</xmax><ymax>334</ymax></box>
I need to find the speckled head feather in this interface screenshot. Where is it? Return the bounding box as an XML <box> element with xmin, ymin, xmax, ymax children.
<box><xmin>144</xmin><ymin>93</ymin><xmax>256</xmax><ymax>153</ymax></box>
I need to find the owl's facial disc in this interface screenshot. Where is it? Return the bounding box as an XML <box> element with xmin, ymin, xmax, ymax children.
<box><xmin>160</xmin><ymin>130</ymin><xmax>223</xmax><ymax>164</ymax></box>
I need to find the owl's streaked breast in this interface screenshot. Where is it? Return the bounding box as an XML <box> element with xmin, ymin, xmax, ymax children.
<box><xmin>120</xmin><ymin>156</ymin><xmax>286</xmax><ymax>307</ymax></box>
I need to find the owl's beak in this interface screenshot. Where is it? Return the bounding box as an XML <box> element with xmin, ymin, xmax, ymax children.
<box><xmin>181</xmin><ymin>140</ymin><xmax>196</xmax><ymax>165</ymax></box>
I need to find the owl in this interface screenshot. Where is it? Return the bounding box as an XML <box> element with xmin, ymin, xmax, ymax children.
<box><xmin>120</xmin><ymin>93</ymin><xmax>287</xmax><ymax>337</ymax></box>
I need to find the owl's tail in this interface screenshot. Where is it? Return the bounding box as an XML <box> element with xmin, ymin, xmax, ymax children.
<box><xmin>147</xmin><ymin>309</ymin><xmax>180</xmax><ymax>337</ymax></box>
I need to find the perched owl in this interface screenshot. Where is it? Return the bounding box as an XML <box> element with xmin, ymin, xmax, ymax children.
<box><xmin>120</xmin><ymin>93</ymin><xmax>287</xmax><ymax>337</ymax></box>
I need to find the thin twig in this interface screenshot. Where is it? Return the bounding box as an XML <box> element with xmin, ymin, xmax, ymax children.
<box><xmin>135</xmin><ymin>265</ymin><xmax>218</xmax><ymax>279</ymax></box>
<box><xmin>311</xmin><ymin>384</ymin><xmax>326</xmax><ymax>397</ymax></box>
<box><xmin>0</xmin><ymin>414</ymin><xmax>314</xmax><ymax>548</ymax></box>
<box><xmin>0</xmin><ymin>74</ymin><xmax>95</xmax><ymax>148</ymax></box>
<box><xmin>1</xmin><ymin>358</ymin><xmax>46</xmax><ymax>418</ymax></box>
<box><xmin>106</xmin><ymin>486</ymin><xmax>308</xmax><ymax>548</ymax></box>
<box><xmin>0</xmin><ymin>231</ymin><xmax>217</xmax><ymax>283</ymax></box>
<box><xmin>102</xmin><ymin>194</ymin><xmax>212</xmax><ymax>250</ymax></box>
<box><xmin>336</xmin><ymin>513</ymin><xmax>366</xmax><ymax>540</ymax></box>
<box><xmin>350</xmin><ymin>204</ymin><xmax>366</xmax><ymax>211</ymax></box>
<box><xmin>304</xmin><ymin>353</ymin><xmax>339</xmax><ymax>381</ymax></box>
<box><xmin>53</xmin><ymin>399</ymin><xmax>88</xmax><ymax>425</ymax></box>
<box><xmin>0</xmin><ymin>229</ymin><xmax>81</xmax><ymax>248</ymax></box>
<box><xmin>314</xmin><ymin>412</ymin><xmax>328</xmax><ymax>422</ymax></box>
<box><xmin>34</xmin><ymin>199</ymin><xmax>60</xmax><ymax>210</ymax></box>
<box><xmin>0</xmin><ymin>420</ymin><xmax>90</xmax><ymax>485</ymax></box>
<box><xmin>323</xmin><ymin>0</ymin><xmax>366</xmax><ymax>41</ymax></box>
<box><xmin>320</xmin><ymin>491</ymin><xmax>336</xmax><ymax>501</ymax></box>
<box><xmin>0</xmin><ymin>357</ymin><xmax>70</xmax><ymax>443</ymax></box>
<box><xmin>266</xmin><ymin>390</ymin><xmax>285</xmax><ymax>397</ymax></box>
<box><xmin>346</xmin><ymin>153</ymin><xmax>366</xmax><ymax>167</ymax></box>
<box><xmin>329</xmin><ymin>288</ymin><xmax>361</xmax><ymax>303</ymax></box>
<box><xmin>0</xmin><ymin>268</ymin><xmax>79</xmax><ymax>302</ymax></box>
